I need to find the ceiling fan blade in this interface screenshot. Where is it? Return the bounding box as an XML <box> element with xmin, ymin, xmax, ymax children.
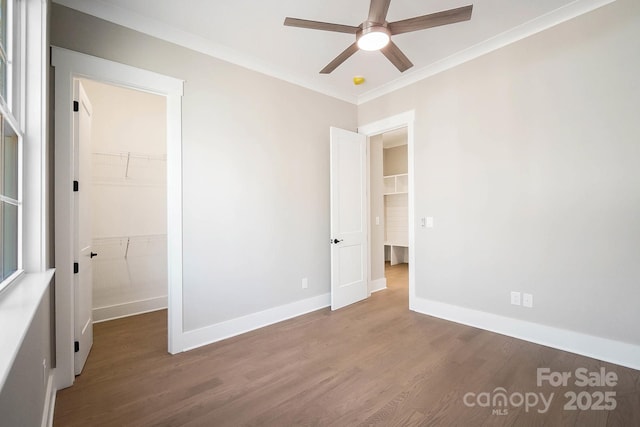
<box><xmin>368</xmin><ymin>0</ymin><xmax>391</xmax><ymax>24</ymax></box>
<box><xmin>320</xmin><ymin>43</ymin><xmax>360</xmax><ymax>74</ymax></box>
<box><xmin>381</xmin><ymin>41</ymin><xmax>413</xmax><ymax>72</ymax></box>
<box><xmin>284</xmin><ymin>17</ymin><xmax>359</xmax><ymax>34</ymax></box>
<box><xmin>388</xmin><ymin>5</ymin><xmax>473</xmax><ymax>35</ymax></box>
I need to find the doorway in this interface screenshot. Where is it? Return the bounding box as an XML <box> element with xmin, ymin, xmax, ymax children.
<box><xmin>370</xmin><ymin>127</ymin><xmax>409</xmax><ymax>295</ymax></box>
<box><xmin>80</xmin><ymin>79</ymin><xmax>168</xmax><ymax>325</ymax></box>
<box><xmin>52</xmin><ymin>47</ymin><xmax>184</xmax><ymax>390</ymax></box>
<box><xmin>359</xmin><ymin>111</ymin><xmax>416</xmax><ymax>309</ymax></box>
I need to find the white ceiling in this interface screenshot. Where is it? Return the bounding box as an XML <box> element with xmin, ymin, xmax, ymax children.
<box><xmin>54</xmin><ymin>0</ymin><xmax>613</xmax><ymax>104</ymax></box>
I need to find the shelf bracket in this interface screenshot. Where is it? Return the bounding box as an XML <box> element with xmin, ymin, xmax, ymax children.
<box><xmin>124</xmin><ymin>152</ymin><xmax>131</xmax><ymax>178</ymax></box>
<box><xmin>124</xmin><ymin>237</ymin><xmax>130</xmax><ymax>259</ymax></box>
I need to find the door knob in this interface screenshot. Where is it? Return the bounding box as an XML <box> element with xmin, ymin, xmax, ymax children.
<box><xmin>90</xmin><ymin>252</ymin><xmax>98</xmax><ymax>258</ymax></box>
<box><xmin>332</xmin><ymin>238</ymin><xmax>343</xmax><ymax>244</ymax></box>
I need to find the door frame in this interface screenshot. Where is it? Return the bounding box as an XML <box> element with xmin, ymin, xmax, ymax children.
<box><xmin>358</xmin><ymin>111</ymin><xmax>416</xmax><ymax>309</ymax></box>
<box><xmin>52</xmin><ymin>47</ymin><xmax>184</xmax><ymax>389</ymax></box>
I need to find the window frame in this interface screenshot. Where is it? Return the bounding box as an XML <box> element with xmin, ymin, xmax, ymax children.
<box><xmin>0</xmin><ymin>0</ymin><xmax>24</xmax><ymax>293</ymax></box>
<box><xmin>0</xmin><ymin>0</ymin><xmax>49</xmax><ymax>394</ymax></box>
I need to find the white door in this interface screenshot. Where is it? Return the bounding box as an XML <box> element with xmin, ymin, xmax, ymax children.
<box><xmin>73</xmin><ymin>80</ymin><xmax>94</xmax><ymax>375</ymax></box>
<box><xmin>330</xmin><ymin>127</ymin><xmax>368</xmax><ymax>310</ymax></box>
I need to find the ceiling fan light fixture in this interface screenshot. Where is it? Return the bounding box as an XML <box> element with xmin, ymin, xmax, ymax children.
<box><xmin>284</xmin><ymin>2</ymin><xmax>474</xmax><ymax>73</ymax></box>
<box><xmin>357</xmin><ymin>26</ymin><xmax>390</xmax><ymax>51</ymax></box>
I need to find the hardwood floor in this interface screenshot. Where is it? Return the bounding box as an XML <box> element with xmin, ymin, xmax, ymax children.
<box><xmin>54</xmin><ymin>263</ymin><xmax>640</xmax><ymax>426</ymax></box>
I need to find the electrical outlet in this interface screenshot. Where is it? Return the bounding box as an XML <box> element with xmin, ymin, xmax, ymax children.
<box><xmin>523</xmin><ymin>293</ymin><xmax>533</xmax><ymax>308</ymax></box>
<box><xmin>302</xmin><ymin>278</ymin><xmax>308</xmax><ymax>289</ymax></box>
<box><xmin>510</xmin><ymin>291</ymin><xmax>521</xmax><ymax>306</ymax></box>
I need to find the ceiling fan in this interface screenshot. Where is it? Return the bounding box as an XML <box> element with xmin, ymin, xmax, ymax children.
<box><xmin>284</xmin><ymin>0</ymin><xmax>473</xmax><ymax>74</ymax></box>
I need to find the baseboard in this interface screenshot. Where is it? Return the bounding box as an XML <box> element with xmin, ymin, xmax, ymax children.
<box><xmin>93</xmin><ymin>296</ymin><xmax>168</xmax><ymax>323</ymax></box>
<box><xmin>370</xmin><ymin>278</ymin><xmax>387</xmax><ymax>294</ymax></box>
<box><xmin>412</xmin><ymin>297</ymin><xmax>640</xmax><ymax>371</ymax></box>
<box><xmin>42</xmin><ymin>372</ymin><xmax>55</xmax><ymax>427</ymax></box>
<box><xmin>182</xmin><ymin>293</ymin><xmax>330</xmax><ymax>351</ymax></box>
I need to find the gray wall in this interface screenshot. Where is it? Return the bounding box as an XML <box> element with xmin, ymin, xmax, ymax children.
<box><xmin>0</xmin><ymin>285</ymin><xmax>54</xmax><ymax>426</ymax></box>
<box><xmin>51</xmin><ymin>4</ymin><xmax>357</xmax><ymax>331</ymax></box>
<box><xmin>359</xmin><ymin>0</ymin><xmax>640</xmax><ymax>345</ymax></box>
<box><xmin>47</xmin><ymin>0</ymin><xmax>640</xmax><ymax>353</ymax></box>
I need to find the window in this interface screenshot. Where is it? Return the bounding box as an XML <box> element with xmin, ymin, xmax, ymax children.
<box><xmin>0</xmin><ymin>0</ymin><xmax>21</xmax><ymax>290</ymax></box>
<box><xmin>1</xmin><ymin>117</ymin><xmax>19</xmax><ymax>282</ymax></box>
<box><xmin>0</xmin><ymin>0</ymin><xmax>7</xmax><ymax>100</ymax></box>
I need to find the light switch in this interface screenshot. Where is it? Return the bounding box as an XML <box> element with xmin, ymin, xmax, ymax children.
<box><xmin>511</xmin><ymin>291</ymin><xmax>521</xmax><ymax>306</ymax></box>
<box><xmin>375</xmin><ymin>216</ymin><xmax>380</xmax><ymax>226</ymax></box>
<box><xmin>426</xmin><ymin>217</ymin><xmax>434</xmax><ymax>228</ymax></box>
<box><xmin>420</xmin><ymin>217</ymin><xmax>426</xmax><ymax>228</ymax></box>
<box><xmin>523</xmin><ymin>293</ymin><xmax>533</xmax><ymax>308</ymax></box>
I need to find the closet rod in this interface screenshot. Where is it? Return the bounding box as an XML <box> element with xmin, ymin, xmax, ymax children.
<box><xmin>93</xmin><ymin>151</ymin><xmax>166</xmax><ymax>161</ymax></box>
<box><xmin>92</xmin><ymin>233</ymin><xmax>167</xmax><ymax>243</ymax></box>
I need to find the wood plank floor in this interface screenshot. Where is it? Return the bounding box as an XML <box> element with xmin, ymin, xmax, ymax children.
<box><xmin>54</xmin><ymin>263</ymin><xmax>640</xmax><ymax>426</ymax></box>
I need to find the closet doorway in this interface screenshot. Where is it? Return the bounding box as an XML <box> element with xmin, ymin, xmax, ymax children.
<box><xmin>80</xmin><ymin>79</ymin><xmax>169</xmax><ymax>327</ymax></box>
<box><xmin>369</xmin><ymin>127</ymin><xmax>409</xmax><ymax>295</ymax></box>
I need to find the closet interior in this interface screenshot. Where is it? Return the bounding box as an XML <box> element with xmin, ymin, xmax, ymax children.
<box><xmin>82</xmin><ymin>79</ymin><xmax>168</xmax><ymax>322</ymax></box>
<box><xmin>382</xmin><ymin>133</ymin><xmax>408</xmax><ymax>266</ymax></box>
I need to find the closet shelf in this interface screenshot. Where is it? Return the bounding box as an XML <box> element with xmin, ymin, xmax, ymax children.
<box><xmin>93</xmin><ymin>234</ymin><xmax>166</xmax><ymax>244</ymax></box>
<box><xmin>91</xmin><ymin>180</ymin><xmax>165</xmax><ymax>188</ymax></box>
<box><xmin>93</xmin><ymin>151</ymin><xmax>166</xmax><ymax>161</ymax></box>
<box><xmin>384</xmin><ymin>241</ymin><xmax>408</xmax><ymax>247</ymax></box>
<box><xmin>383</xmin><ymin>173</ymin><xmax>408</xmax><ymax>195</ymax></box>
<box><xmin>92</xmin><ymin>150</ymin><xmax>166</xmax><ymax>185</ymax></box>
<box><xmin>92</xmin><ymin>234</ymin><xmax>167</xmax><ymax>260</ymax></box>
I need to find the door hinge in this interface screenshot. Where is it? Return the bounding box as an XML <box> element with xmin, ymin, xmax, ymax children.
<box><xmin>73</xmin><ymin>180</ymin><xmax>79</xmax><ymax>192</ymax></box>
<box><xmin>73</xmin><ymin>262</ymin><xmax>79</xmax><ymax>274</ymax></box>
<box><xmin>74</xmin><ymin>341</ymin><xmax>79</xmax><ymax>353</ymax></box>
<box><xmin>73</xmin><ymin>101</ymin><xmax>79</xmax><ymax>112</ymax></box>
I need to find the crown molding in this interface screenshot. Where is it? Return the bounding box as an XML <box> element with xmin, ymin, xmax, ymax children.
<box><xmin>52</xmin><ymin>0</ymin><xmax>358</xmax><ymax>104</ymax></box>
<box><xmin>357</xmin><ymin>0</ymin><xmax>616</xmax><ymax>105</ymax></box>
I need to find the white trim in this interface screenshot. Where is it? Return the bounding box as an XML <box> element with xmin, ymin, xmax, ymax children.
<box><xmin>51</xmin><ymin>48</ymin><xmax>183</xmax><ymax>96</ymax></box>
<box><xmin>413</xmin><ymin>296</ymin><xmax>640</xmax><ymax>371</ymax></box>
<box><xmin>357</xmin><ymin>0</ymin><xmax>616</xmax><ymax>104</ymax></box>
<box><xmin>369</xmin><ymin>278</ymin><xmax>387</xmax><ymax>294</ymax></box>
<box><xmin>41</xmin><ymin>372</ymin><xmax>55</xmax><ymax>427</ymax></box>
<box><xmin>51</xmin><ymin>47</ymin><xmax>184</xmax><ymax>390</ymax></box>
<box><xmin>92</xmin><ymin>296</ymin><xmax>168</xmax><ymax>323</ymax></box>
<box><xmin>53</xmin><ymin>0</ymin><xmax>614</xmax><ymax>106</ymax></box>
<box><xmin>0</xmin><ymin>269</ymin><xmax>54</xmax><ymax>390</ymax></box>
<box><xmin>0</xmin><ymin>270</ymin><xmax>25</xmax><ymax>295</ymax></box>
<box><xmin>358</xmin><ymin>111</ymin><xmax>415</xmax><ymax>136</ymax></box>
<box><xmin>182</xmin><ymin>293</ymin><xmax>330</xmax><ymax>351</ymax></box>
<box><xmin>366</xmin><ymin>136</ymin><xmax>372</xmax><ymax>298</ymax></box>
<box><xmin>23</xmin><ymin>0</ymin><xmax>48</xmax><ymax>272</ymax></box>
<box><xmin>51</xmin><ymin>0</ymin><xmax>357</xmax><ymax>105</ymax></box>
<box><xmin>358</xmin><ymin>111</ymin><xmax>416</xmax><ymax>310</ymax></box>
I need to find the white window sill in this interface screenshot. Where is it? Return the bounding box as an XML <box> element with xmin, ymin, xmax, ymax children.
<box><xmin>0</xmin><ymin>269</ymin><xmax>55</xmax><ymax>391</ymax></box>
<box><xmin>0</xmin><ymin>270</ymin><xmax>26</xmax><ymax>295</ymax></box>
